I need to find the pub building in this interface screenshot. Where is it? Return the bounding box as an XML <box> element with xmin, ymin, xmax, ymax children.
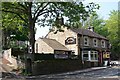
<box><xmin>35</xmin><ymin>25</ymin><xmax>111</xmax><ymax>66</ymax></box>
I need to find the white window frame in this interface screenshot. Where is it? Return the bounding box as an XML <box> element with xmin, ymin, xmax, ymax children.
<box><xmin>82</xmin><ymin>51</ymin><xmax>98</xmax><ymax>61</ymax></box>
<box><xmin>93</xmin><ymin>38</ymin><xmax>98</xmax><ymax>47</ymax></box>
<box><xmin>82</xmin><ymin>51</ymin><xmax>89</xmax><ymax>61</ymax></box>
<box><xmin>84</xmin><ymin>36</ymin><xmax>89</xmax><ymax>46</ymax></box>
<box><xmin>101</xmin><ymin>40</ymin><xmax>105</xmax><ymax>48</ymax></box>
<box><xmin>90</xmin><ymin>51</ymin><xmax>98</xmax><ymax>61</ymax></box>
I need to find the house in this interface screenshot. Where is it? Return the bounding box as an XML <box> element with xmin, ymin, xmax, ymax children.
<box><xmin>35</xmin><ymin>38</ymin><xmax>71</xmax><ymax>59</ymax></box>
<box><xmin>35</xmin><ymin>26</ymin><xmax>110</xmax><ymax>66</ymax></box>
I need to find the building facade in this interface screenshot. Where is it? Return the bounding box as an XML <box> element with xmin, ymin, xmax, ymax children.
<box><xmin>35</xmin><ymin>38</ymin><xmax>71</xmax><ymax>59</ymax></box>
<box><xmin>35</xmin><ymin>26</ymin><xmax>111</xmax><ymax>66</ymax></box>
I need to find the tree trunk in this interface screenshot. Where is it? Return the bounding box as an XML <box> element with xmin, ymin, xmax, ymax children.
<box><xmin>28</xmin><ymin>2</ymin><xmax>35</xmax><ymax>59</ymax></box>
<box><xmin>28</xmin><ymin>14</ymin><xmax>35</xmax><ymax>57</ymax></box>
<box><xmin>3</xmin><ymin>28</ymin><xmax>9</xmax><ymax>49</ymax></box>
<box><xmin>26</xmin><ymin>3</ymin><xmax>35</xmax><ymax>74</ymax></box>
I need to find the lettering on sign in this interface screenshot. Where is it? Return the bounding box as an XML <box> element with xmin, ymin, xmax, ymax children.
<box><xmin>65</xmin><ymin>37</ymin><xmax>76</xmax><ymax>44</ymax></box>
<box><xmin>103</xmin><ymin>52</ymin><xmax>110</xmax><ymax>58</ymax></box>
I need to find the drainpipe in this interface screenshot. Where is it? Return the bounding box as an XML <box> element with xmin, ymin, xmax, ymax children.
<box><xmin>81</xmin><ymin>18</ymin><xmax>84</xmax><ymax>68</ymax></box>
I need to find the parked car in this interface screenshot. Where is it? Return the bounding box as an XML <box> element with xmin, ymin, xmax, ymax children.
<box><xmin>110</xmin><ymin>61</ymin><xmax>119</xmax><ymax>66</ymax></box>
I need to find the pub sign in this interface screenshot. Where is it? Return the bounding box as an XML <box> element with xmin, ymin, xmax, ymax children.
<box><xmin>65</xmin><ymin>37</ymin><xmax>76</xmax><ymax>44</ymax></box>
<box><xmin>103</xmin><ymin>52</ymin><xmax>110</xmax><ymax>59</ymax></box>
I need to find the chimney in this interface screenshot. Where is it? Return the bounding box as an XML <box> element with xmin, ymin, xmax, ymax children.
<box><xmin>88</xmin><ymin>26</ymin><xmax>94</xmax><ymax>32</ymax></box>
<box><xmin>56</xmin><ymin>13</ymin><xmax>64</xmax><ymax>25</ymax></box>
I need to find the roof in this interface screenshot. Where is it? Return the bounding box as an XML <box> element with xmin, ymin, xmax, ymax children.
<box><xmin>71</xmin><ymin>28</ymin><xmax>108</xmax><ymax>40</ymax></box>
<box><xmin>42</xmin><ymin>38</ymin><xmax>70</xmax><ymax>51</ymax></box>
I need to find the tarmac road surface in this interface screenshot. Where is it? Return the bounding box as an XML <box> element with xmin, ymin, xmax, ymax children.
<box><xmin>2</xmin><ymin>66</ymin><xmax>120</xmax><ymax>80</ymax></box>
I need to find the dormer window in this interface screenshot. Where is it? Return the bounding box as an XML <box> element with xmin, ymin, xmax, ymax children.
<box><xmin>101</xmin><ymin>40</ymin><xmax>105</xmax><ymax>48</ymax></box>
<box><xmin>93</xmin><ymin>38</ymin><xmax>98</xmax><ymax>47</ymax></box>
<box><xmin>84</xmin><ymin>36</ymin><xmax>89</xmax><ymax>46</ymax></box>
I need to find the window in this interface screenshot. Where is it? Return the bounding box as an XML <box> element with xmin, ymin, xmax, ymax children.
<box><xmin>93</xmin><ymin>38</ymin><xmax>98</xmax><ymax>47</ymax></box>
<box><xmin>91</xmin><ymin>51</ymin><xmax>98</xmax><ymax>60</ymax></box>
<box><xmin>82</xmin><ymin>51</ymin><xmax>89</xmax><ymax>60</ymax></box>
<box><xmin>72</xmin><ymin>51</ymin><xmax>75</xmax><ymax>55</ymax></box>
<box><xmin>101</xmin><ymin>40</ymin><xmax>105</xmax><ymax>48</ymax></box>
<box><xmin>36</xmin><ymin>43</ymin><xmax>38</xmax><ymax>53</ymax></box>
<box><xmin>82</xmin><ymin>51</ymin><xmax>98</xmax><ymax>61</ymax></box>
<box><xmin>84</xmin><ymin>36</ymin><xmax>89</xmax><ymax>46</ymax></box>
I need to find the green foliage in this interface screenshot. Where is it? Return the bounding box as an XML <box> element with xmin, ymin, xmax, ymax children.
<box><xmin>105</xmin><ymin>10</ymin><xmax>118</xmax><ymax>41</ymax></box>
<box><xmin>2</xmin><ymin>11</ymin><xmax>28</xmax><ymax>49</ymax></box>
<box><xmin>2</xmin><ymin>11</ymin><xmax>28</xmax><ymax>40</ymax></box>
<box><xmin>84</xmin><ymin>13</ymin><xmax>109</xmax><ymax>37</ymax></box>
<box><xmin>105</xmin><ymin>10</ymin><xmax>120</xmax><ymax>60</ymax></box>
<box><xmin>2</xmin><ymin>2</ymin><xmax>99</xmax><ymax>28</ymax></box>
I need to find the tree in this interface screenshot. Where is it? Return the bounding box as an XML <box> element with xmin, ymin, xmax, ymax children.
<box><xmin>84</xmin><ymin>13</ymin><xmax>109</xmax><ymax>37</ymax></box>
<box><xmin>2</xmin><ymin>1</ymin><xmax>100</xmax><ymax>56</ymax></box>
<box><xmin>105</xmin><ymin>10</ymin><xmax>120</xmax><ymax>60</ymax></box>
<box><xmin>2</xmin><ymin>12</ymin><xmax>28</xmax><ymax>49</ymax></box>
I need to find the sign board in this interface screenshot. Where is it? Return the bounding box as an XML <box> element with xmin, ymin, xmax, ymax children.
<box><xmin>54</xmin><ymin>54</ymin><xmax>68</xmax><ymax>59</ymax></box>
<box><xmin>103</xmin><ymin>52</ymin><xmax>110</xmax><ymax>58</ymax></box>
<box><xmin>65</xmin><ymin>37</ymin><xmax>76</xmax><ymax>44</ymax></box>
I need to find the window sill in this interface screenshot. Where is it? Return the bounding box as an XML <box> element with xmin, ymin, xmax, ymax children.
<box><xmin>87</xmin><ymin>60</ymin><xmax>98</xmax><ymax>62</ymax></box>
<box><xmin>84</xmin><ymin>45</ymin><xmax>89</xmax><ymax>47</ymax></box>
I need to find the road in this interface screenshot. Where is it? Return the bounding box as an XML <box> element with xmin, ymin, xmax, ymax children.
<box><xmin>2</xmin><ymin>66</ymin><xmax>120</xmax><ymax>80</ymax></box>
<box><xmin>26</xmin><ymin>66</ymin><xmax>120</xmax><ymax>80</ymax></box>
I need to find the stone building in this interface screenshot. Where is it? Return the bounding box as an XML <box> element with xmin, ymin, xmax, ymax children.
<box><xmin>35</xmin><ymin>26</ymin><xmax>110</xmax><ymax>66</ymax></box>
<box><xmin>35</xmin><ymin>38</ymin><xmax>71</xmax><ymax>59</ymax></box>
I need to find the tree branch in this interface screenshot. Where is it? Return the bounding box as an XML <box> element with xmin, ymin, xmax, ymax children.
<box><xmin>25</xmin><ymin>2</ymin><xmax>28</xmax><ymax>7</ymax></box>
<box><xmin>34</xmin><ymin>2</ymin><xmax>50</xmax><ymax>23</ymax></box>
<box><xmin>18</xmin><ymin>2</ymin><xmax>28</xmax><ymax>11</ymax></box>
<box><xmin>8</xmin><ymin>3</ymin><xmax>28</xmax><ymax>14</ymax></box>
<box><xmin>39</xmin><ymin>9</ymin><xmax>58</xmax><ymax>17</ymax></box>
<box><xmin>2</xmin><ymin>9</ymin><xmax>28</xmax><ymax>24</ymax></box>
<box><xmin>33</xmin><ymin>2</ymin><xmax>45</xmax><ymax>20</ymax></box>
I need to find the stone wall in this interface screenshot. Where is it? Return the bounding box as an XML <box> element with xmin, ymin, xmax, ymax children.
<box><xmin>32</xmin><ymin>60</ymin><xmax>96</xmax><ymax>75</ymax></box>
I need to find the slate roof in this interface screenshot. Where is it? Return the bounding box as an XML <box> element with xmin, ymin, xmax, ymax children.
<box><xmin>71</xmin><ymin>28</ymin><xmax>108</xmax><ymax>40</ymax></box>
<box><xmin>42</xmin><ymin>38</ymin><xmax>70</xmax><ymax>51</ymax></box>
